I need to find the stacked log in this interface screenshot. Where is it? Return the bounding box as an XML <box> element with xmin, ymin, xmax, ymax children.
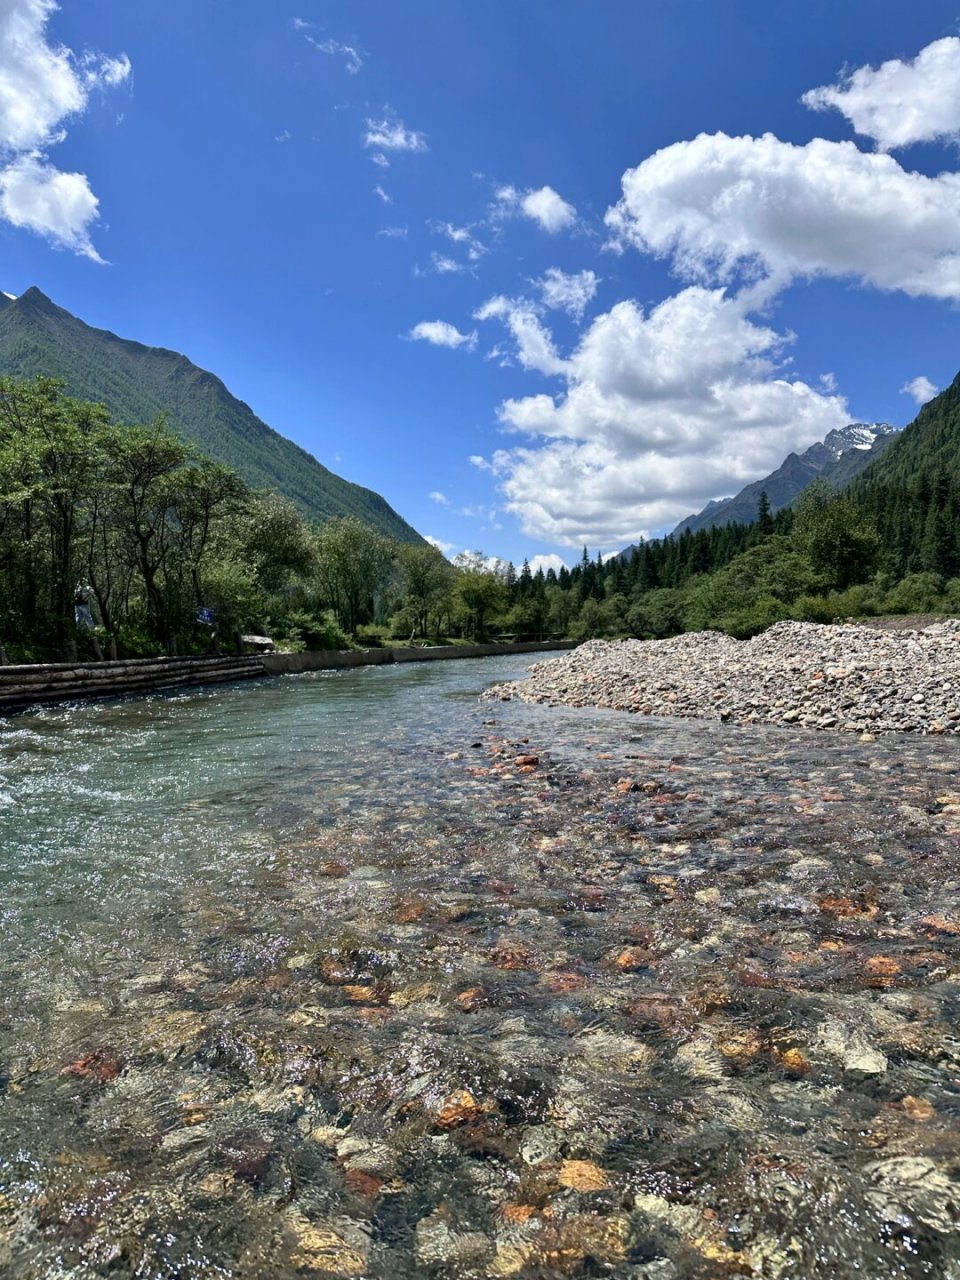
<box><xmin>0</xmin><ymin>654</ymin><xmax>266</xmax><ymax>715</ymax></box>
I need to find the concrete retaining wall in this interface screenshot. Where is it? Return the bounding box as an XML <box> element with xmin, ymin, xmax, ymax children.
<box><xmin>262</xmin><ymin>640</ymin><xmax>577</xmax><ymax>675</ymax></box>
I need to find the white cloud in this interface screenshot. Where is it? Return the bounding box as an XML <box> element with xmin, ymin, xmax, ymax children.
<box><xmin>454</xmin><ymin>549</ymin><xmax>508</xmax><ymax>573</ymax></box>
<box><xmin>0</xmin><ymin>0</ymin><xmax>129</xmax><ymax>258</ymax></box>
<box><xmin>373</xmin><ymin>184</ymin><xmax>391</xmax><ymax>204</ymax></box>
<box><xmin>364</xmin><ymin>115</ymin><xmax>427</xmax><ymax>153</ymax></box>
<box><xmin>522</xmin><ymin>185</ymin><xmax>577</xmax><ymax>233</ymax></box>
<box><xmin>425</xmin><ymin>535</ymin><xmax>456</xmax><ymax>555</ymax></box>
<box><xmin>477</xmin><ymin>286</ymin><xmax>849</xmax><ymax>548</ymax></box>
<box><xmin>408</xmin><ymin>320</ymin><xmax>477</xmax><ymax>350</ymax></box>
<box><xmin>0</xmin><ymin>152</ymin><xmax>102</xmax><ymax>260</ymax></box>
<box><xmin>429</xmin><ymin>490</ymin><xmax>449</xmax><ymax>505</ymax></box>
<box><xmin>432</xmin><ymin>220</ymin><xmax>485</xmax><ymax>262</ymax></box>
<box><xmin>536</xmin><ymin>267</ymin><xmax>599</xmax><ymax>320</ymax></box>
<box><xmin>431</xmin><ymin>252</ymin><xmax>462</xmax><ymax>274</ymax></box>
<box><xmin>275</xmin><ymin>129</ymin><xmax>292</xmax><ymax>143</ymax></box>
<box><xmin>304</xmin><ymin>35</ymin><xmax>363</xmax><ymax>75</ymax></box>
<box><xmin>494</xmin><ymin>183</ymin><xmax>577</xmax><ymax>233</ymax></box>
<box><xmin>605</xmin><ymin>130</ymin><xmax>960</xmax><ymax>302</ymax></box>
<box><xmin>474</xmin><ymin>295</ymin><xmax>568</xmax><ymax>376</ymax></box>
<box><xmin>803</xmin><ymin>37</ymin><xmax>960</xmax><ymax>151</ymax></box>
<box><xmin>377</xmin><ymin>224</ymin><xmax>407</xmax><ymax>239</ymax></box>
<box><xmin>370</xmin><ymin>152</ymin><xmax>390</xmax><ymax>169</ymax></box>
<box><xmin>901</xmin><ymin>374</ymin><xmax>938</xmax><ymax>406</ymax></box>
<box><xmin>528</xmin><ymin>553</ymin><xmax>567</xmax><ymax>576</ymax></box>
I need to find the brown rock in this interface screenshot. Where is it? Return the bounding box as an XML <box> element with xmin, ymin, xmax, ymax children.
<box><xmin>60</xmin><ymin>1047</ymin><xmax>123</xmax><ymax>1084</ymax></box>
<box><xmin>344</xmin><ymin>1168</ymin><xmax>383</xmax><ymax>1198</ymax></box>
<box><xmin>901</xmin><ymin>1095</ymin><xmax>935</xmax><ymax>1121</ymax></box>
<box><xmin>436</xmin><ymin>1089</ymin><xmax>481</xmax><ymax>1129</ymax></box>
<box><xmin>611</xmin><ymin>946</ymin><xmax>652</xmax><ymax>972</ymax></box>
<box><xmin>557</xmin><ymin>1159</ymin><xmax>610</xmax><ymax>1191</ymax></box>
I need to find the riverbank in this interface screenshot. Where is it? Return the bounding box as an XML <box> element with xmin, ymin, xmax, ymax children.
<box><xmin>0</xmin><ymin>640</ymin><xmax>577</xmax><ymax>715</ymax></box>
<box><xmin>484</xmin><ymin>618</ymin><xmax>960</xmax><ymax>735</ymax></box>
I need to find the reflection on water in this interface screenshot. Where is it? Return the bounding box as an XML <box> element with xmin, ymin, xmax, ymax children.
<box><xmin>1</xmin><ymin>655</ymin><xmax>960</xmax><ymax>1278</ymax></box>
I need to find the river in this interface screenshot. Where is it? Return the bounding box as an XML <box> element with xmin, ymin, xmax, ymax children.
<box><xmin>1</xmin><ymin>653</ymin><xmax>959</xmax><ymax>1278</ymax></box>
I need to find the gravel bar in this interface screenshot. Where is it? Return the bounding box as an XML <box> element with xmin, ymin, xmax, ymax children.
<box><xmin>483</xmin><ymin>618</ymin><xmax>960</xmax><ymax>735</ymax></box>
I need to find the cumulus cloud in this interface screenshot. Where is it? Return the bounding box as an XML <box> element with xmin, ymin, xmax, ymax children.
<box><xmin>364</xmin><ymin>115</ymin><xmax>427</xmax><ymax>153</ymax></box>
<box><xmin>0</xmin><ymin>0</ymin><xmax>129</xmax><ymax>259</ymax></box>
<box><xmin>0</xmin><ymin>151</ymin><xmax>102</xmax><ymax>258</ymax></box>
<box><xmin>495</xmin><ymin>183</ymin><xmax>577</xmax><ymax>233</ymax></box>
<box><xmin>477</xmin><ymin>286</ymin><xmax>849</xmax><ymax>547</ymax></box>
<box><xmin>377</xmin><ymin>224</ymin><xmax>407</xmax><ymax>239</ymax></box>
<box><xmin>605</xmin><ymin>131</ymin><xmax>960</xmax><ymax>301</ymax></box>
<box><xmin>803</xmin><ymin>37</ymin><xmax>960</xmax><ymax>151</ymax></box>
<box><xmin>373</xmin><ymin>184</ymin><xmax>391</xmax><ymax>204</ymax></box>
<box><xmin>901</xmin><ymin>375</ymin><xmax>939</xmax><ymax>406</ymax></box>
<box><xmin>528</xmin><ymin>553</ymin><xmax>567</xmax><ymax>576</ymax></box>
<box><xmin>474</xmin><ymin>295</ymin><xmax>568</xmax><ymax>376</ymax></box>
<box><xmin>536</xmin><ymin>267</ymin><xmax>599</xmax><ymax>320</ymax></box>
<box><xmin>425</xmin><ymin>535</ymin><xmax>456</xmax><ymax>555</ymax></box>
<box><xmin>428</xmin><ymin>490</ymin><xmax>449</xmax><ymax>505</ymax></box>
<box><xmin>408</xmin><ymin>320</ymin><xmax>477</xmax><ymax>349</ymax></box>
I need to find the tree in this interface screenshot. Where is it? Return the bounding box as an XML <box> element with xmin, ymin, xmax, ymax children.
<box><xmin>792</xmin><ymin>481</ymin><xmax>879</xmax><ymax>589</ymax></box>
<box><xmin>315</xmin><ymin>515</ymin><xmax>393</xmax><ymax>635</ymax></box>
<box><xmin>452</xmin><ymin>551</ymin><xmax>506</xmax><ymax>640</ymax></box>
<box><xmin>398</xmin><ymin>543</ymin><xmax>455</xmax><ymax>639</ymax></box>
<box><xmin>756</xmin><ymin>490</ymin><xmax>774</xmax><ymax>536</ymax></box>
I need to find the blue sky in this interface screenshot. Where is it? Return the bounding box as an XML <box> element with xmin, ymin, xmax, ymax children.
<box><xmin>3</xmin><ymin>2</ymin><xmax>960</xmax><ymax>570</ymax></box>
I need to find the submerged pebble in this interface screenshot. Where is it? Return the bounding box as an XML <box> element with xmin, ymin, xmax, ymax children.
<box><xmin>1</xmin><ymin>654</ymin><xmax>960</xmax><ymax>1277</ymax></box>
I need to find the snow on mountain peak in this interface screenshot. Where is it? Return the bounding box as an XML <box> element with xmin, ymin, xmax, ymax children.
<box><xmin>822</xmin><ymin>422</ymin><xmax>897</xmax><ymax>457</ymax></box>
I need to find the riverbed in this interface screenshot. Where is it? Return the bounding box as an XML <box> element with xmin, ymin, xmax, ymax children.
<box><xmin>1</xmin><ymin>654</ymin><xmax>959</xmax><ymax>1278</ymax></box>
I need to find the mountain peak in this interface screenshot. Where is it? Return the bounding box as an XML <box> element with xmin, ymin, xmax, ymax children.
<box><xmin>667</xmin><ymin>420</ymin><xmax>901</xmax><ymax>540</ymax></box>
<box><xmin>821</xmin><ymin>422</ymin><xmax>897</xmax><ymax>457</ymax></box>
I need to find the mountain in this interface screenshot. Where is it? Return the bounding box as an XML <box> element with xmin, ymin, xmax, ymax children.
<box><xmin>854</xmin><ymin>372</ymin><xmax>960</xmax><ymax>490</ymax></box>
<box><xmin>0</xmin><ymin>288</ymin><xmax>424</xmax><ymax>544</ymax></box>
<box><xmin>670</xmin><ymin>422</ymin><xmax>899</xmax><ymax>537</ymax></box>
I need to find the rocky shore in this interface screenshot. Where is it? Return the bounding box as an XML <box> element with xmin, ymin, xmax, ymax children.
<box><xmin>484</xmin><ymin>618</ymin><xmax>960</xmax><ymax>735</ymax></box>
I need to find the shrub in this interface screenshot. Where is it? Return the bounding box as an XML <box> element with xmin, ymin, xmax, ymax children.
<box><xmin>881</xmin><ymin>572</ymin><xmax>945</xmax><ymax>615</ymax></box>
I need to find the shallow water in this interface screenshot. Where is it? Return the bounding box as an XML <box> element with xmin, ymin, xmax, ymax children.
<box><xmin>2</xmin><ymin>655</ymin><xmax>960</xmax><ymax>1279</ymax></box>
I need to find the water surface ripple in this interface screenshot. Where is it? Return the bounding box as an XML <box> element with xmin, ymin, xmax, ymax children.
<box><xmin>1</xmin><ymin>655</ymin><xmax>960</xmax><ymax>1279</ymax></box>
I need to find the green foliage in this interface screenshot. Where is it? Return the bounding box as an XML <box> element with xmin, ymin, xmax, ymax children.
<box><xmin>315</xmin><ymin>515</ymin><xmax>395</xmax><ymax>635</ymax></box>
<box><xmin>792</xmin><ymin>481</ymin><xmax>879</xmax><ymax>588</ymax></box>
<box><xmin>791</xmin><ymin>584</ymin><xmax>880</xmax><ymax>623</ymax></box>
<box><xmin>881</xmin><ymin>572</ymin><xmax>946</xmax><ymax>615</ymax></box>
<box><xmin>627</xmin><ymin>588</ymin><xmax>685</xmax><ymax>639</ymax></box>
<box><xmin>397</xmin><ymin>543</ymin><xmax>456</xmax><ymax>640</ymax></box>
<box><xmin>279</xmin><ymin>609</ymin><xmax>351</xmax><ymax>652</ymax></box>
<box><xmin>452</xmin><ymin>552</ymin><xmax>507</xmax><ymax>641</ymax></box>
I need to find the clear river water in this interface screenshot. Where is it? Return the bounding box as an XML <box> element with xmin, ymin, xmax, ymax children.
<box><xmin>2</xmin><ymin>653</ymin><xmax>960</xmax><ymax>1279</ymax></box>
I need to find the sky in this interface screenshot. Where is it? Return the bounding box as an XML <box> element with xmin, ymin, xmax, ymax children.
<box><xmin>3</xmin><ymin>2</ymin><xmax>960</xmax><ymax>572</ymax></box>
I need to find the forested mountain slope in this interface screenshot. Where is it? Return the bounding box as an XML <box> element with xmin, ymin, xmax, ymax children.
<box><xmin>0</xmin><ymin>289</ymin><xmax>423</xmax><ymax>543</ymax></box>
